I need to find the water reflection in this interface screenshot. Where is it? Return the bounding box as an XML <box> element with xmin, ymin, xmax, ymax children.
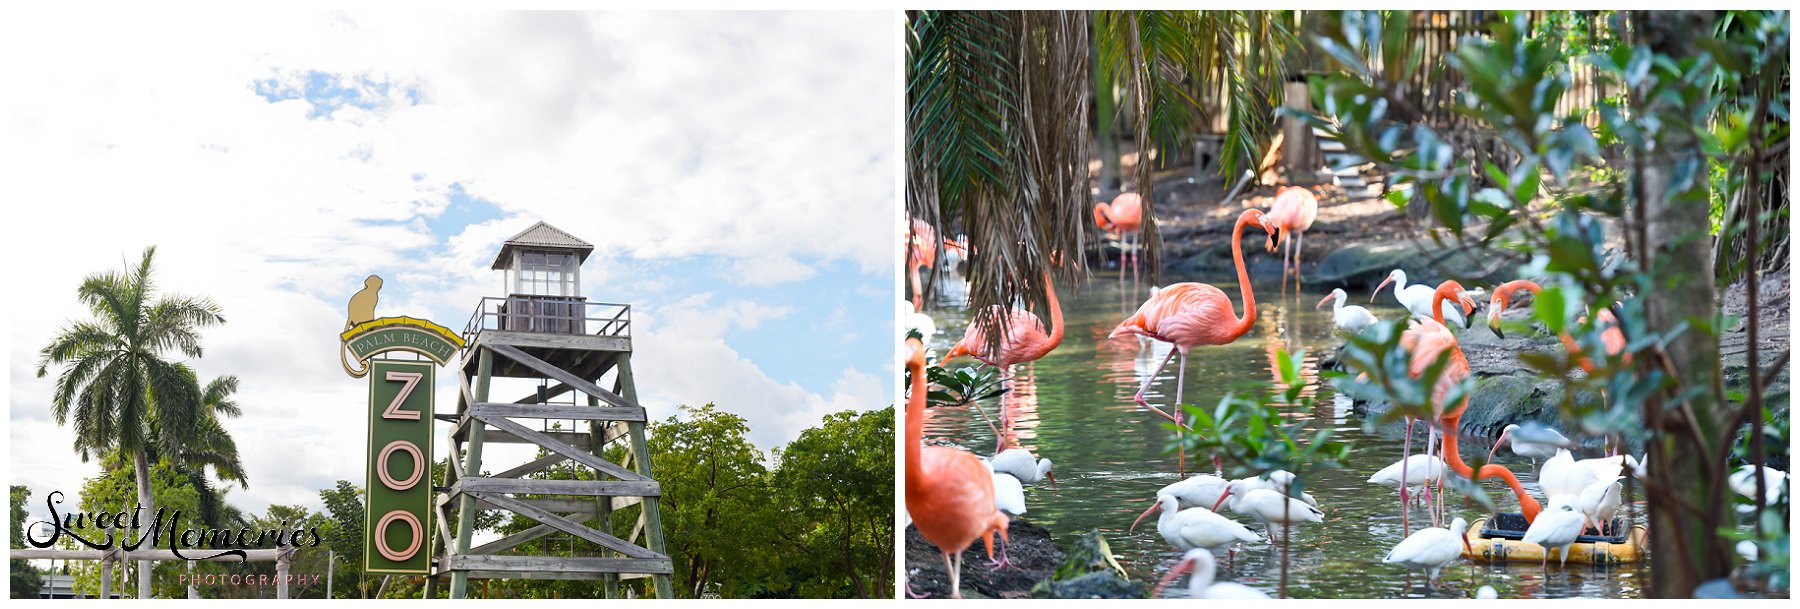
<box><xmin>918</xmin><ymin>272</ymin><xmax>1647</xmax><ymax>599</ymax></box>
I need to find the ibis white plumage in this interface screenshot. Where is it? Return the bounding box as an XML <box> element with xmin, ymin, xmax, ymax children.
<box><xmin>1154</xmin><ymin>548</ymin><xmax>1270</xmax><ymax>599</ymax></box>
<box><xmin>1538</xmin><ymin>449</ymin><xmax>1599</xmax><ymax>500</ymax></box>
<box><xmin>1214</xmin><ymin>480</ymin><xmax>1324</xmax><ymax>542</ymax></box>
<box><xmin>1369</xmin><ymin>454</ymin><xmax>1447</xmax><ymax>506</ymax></box>
<box><xmin>1319</xmin><ymin>288</ymin><xmax>1379</xmax><ymax>334</ymax></box>
<box><xmin>1374</xmin><ymin>269</ymin><xmax>1471</xmax><ymax>329</ymax></box>
<box><xmin>1521</xmin><ymin>499</ymin><xmax>1588</xmax><ymax>567</ymax></box>
<box><xmin>1728</xmin><ymin>465</ymin><xmax>1787</xmax><ymax>507</ymax></box>
<box><xmin>1382</xmin><ymin>517</ymin><xmax>1472</xmax><ymax>584</ymax></box>
<box><xmin>989</xmin><ymin>448</ymin><xmax>1056</xmax><ymax>488</ymax></box>
<box><xmin>1577</xmin><ymin>476</ymin><xmax>1623</xmax><ymax>535</ymax></box>
<box><xmin>1133</xmin><ymin>493</ymin><xmax>1260</xmax><ymax>559</ymax></box>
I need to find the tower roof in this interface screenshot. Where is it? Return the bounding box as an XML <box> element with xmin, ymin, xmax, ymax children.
<box><xmin>491</xmin><ymin>221</ymin><xmax>595</xmax><ymax>269</ymax></box>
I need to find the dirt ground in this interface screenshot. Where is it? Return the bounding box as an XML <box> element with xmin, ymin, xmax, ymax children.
<box><xmin>904</xmin><ymin>520</ymin><xmax>1064</xmax><ymax>599</ymax></box>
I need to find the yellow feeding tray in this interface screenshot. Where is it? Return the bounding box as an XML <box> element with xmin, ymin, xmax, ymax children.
<box><xmin>1462</xmin><ymin>515</ymin><xmax>1648</xmax><ymax>565</ymax></box>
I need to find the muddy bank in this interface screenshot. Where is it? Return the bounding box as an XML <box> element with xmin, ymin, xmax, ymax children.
<box><xmin>905</xmin><ymin>520</ymin><xmax>1064</xmax><ymax>599</ymax></box>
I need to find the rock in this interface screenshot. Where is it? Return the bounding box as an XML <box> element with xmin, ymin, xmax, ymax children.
<box><xmin>1312</xmin><ymin>241</ymin><xmax>1508</xmax><ymax>290</ymax></box>
<box><xmin>1029</xmin><ymin>530</ymin><xmax>1143</xmax><ymax>599</ymax></box>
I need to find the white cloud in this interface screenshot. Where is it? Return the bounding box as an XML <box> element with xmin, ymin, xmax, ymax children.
<box><xmin>2</xmin><ymin>11</ymin><xmax>894</xmax><ymax>518</ymax></box>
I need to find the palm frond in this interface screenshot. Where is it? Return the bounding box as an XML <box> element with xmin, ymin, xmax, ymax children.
<box><xmin>202</xmin><ymin>375</ymin><xmax>243</xmax><ymax>418</ymax></box>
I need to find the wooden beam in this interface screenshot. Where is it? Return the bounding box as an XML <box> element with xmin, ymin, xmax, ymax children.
<box><xmin>449</xmin><ymin>554</ymin><xmax>672</xmax><ymax>576</ymax></box>
<box><xmin>475</xmin><ymin>494</ymin><xmax>661</xmax><ymax>560</ymax></box>
<box><xmin>455</xmin><ymin>478</ymin><xmax>658</xmax><ymax>497</ymax></box>
<box><xmin>510</xmin><ymin>382</ymin><xmax>573</xmax><ymax>405</ymax></box>
<box><xmin>468</xmin><ymin>496</ymin><xmax>639</xmax><ymax>515</ymax></box>
<box><xmin>466</xmin><ymin>512</ymin><xmax>585</xmax><ymax>556</ymax></box>
<box><xmin>476</xmin><ymin>330</ymin><xmax>630</xmax><ymax>355</ymax></box>
<box><xmin>470</xmin><ymin>402</ymin><xmax>645</xmax><ymax>422</ymax></box>
<box><xmin>491</xmin><ymin>453</ymin><xmax>567</xmax><ymax>480</ymax></box>
<box><xmin>476</xmin><ymin>414</ymin><xmax>646</xmax><ymax>482</ymax></box>
<box><xmin>486</xmin><ymin>343</ymin><xmax>636</xmax><ymax>410</ymax></box>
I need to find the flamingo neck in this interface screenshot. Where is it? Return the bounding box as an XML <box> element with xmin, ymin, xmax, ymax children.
<box><xmin>1439</xmin><ymin>412</ymin><xmax>1543</xmax><ymax>522</ymax></box>
<box><xmin>905</xmin><ymin>345</ymin><xmax>925</xmax><ymax>492</ymax></box>
<box><xmin>1042</xmin><ymin>269</ymin><xmax>1064</xmax><ymax>352</ymax></box>
<box><xmin>1495</xmin><ymin>279</ymin><xmax>1542</xmax><ymax>311</ymax></box>
<box><xmin>1229</xmin><ymin>211</ymin><xmax>1259</xmax><ymax>338</ymax></box>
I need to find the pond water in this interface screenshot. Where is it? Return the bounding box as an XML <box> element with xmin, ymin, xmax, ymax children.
<box><xmin>919</xmin><ymin>271</ymin><xmax>1647</xmax><ymax>599</ymax></box>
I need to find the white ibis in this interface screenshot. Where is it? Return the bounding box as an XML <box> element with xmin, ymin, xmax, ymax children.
<box><xmin>1577</xmin><ymin>477</ymin><xmax>1623</xmax><ymax>535</ymax></box>
<box><xmin>1382</xmin><ymin>517</ymin><xmax>1473</xmax><ymax>585</ymax></box>
<box><xmin>1214</xmin><ymin>480</ymin><xmax>1324</xmax><ymax>543</ymax></box>
<box><xmin>1133</xmin><ymin>493</ymin><xmax>1260</xmax><ymax>560</ymax></box>
<box><xmin>1153</xmin><ymin>548</ymin><xmax>1271</xmax><ymax>599</ymax></box>
<box><xmin>1521</xmin><ymin>499</ymin><xmax>1588</xmax><ymax>568</ymax></box>
<box><xmin>1373</xmin><ymin>269</ymin><xmax>1471</xmax><ymax>329</ymax></box>
<box><xmin>1154</xmin><ymin>473</ymin><xmax>1229</xmax><ymax>512</ymax></box>
<box><xmin>990</xmin><ymin>471</ymin><xmax>1027</xmax><ymax>517</ymax></box>
<box><xmin>1319</xmin><ymin>288</ymin><xmax>1379</xmax><ymax>334</ymax></box>
<box><xmin>1369</xmin><ymin>454</ymin><xmax>1447</xmax><ymax>506</ymax></box>
<box><xmin>1232</xmin><ymin>471</ymin><xmax>1318</xmax><ymax>507</ymax></box>
<box><xmin>1728</xmin><ymin>465</ymin><xmax>1787</xmax><ymax>507</ymax></box>
<box><xmin>1576</xmin><ymin>453</ymin><xmax>1644</xmax><ymax>481</ymax></box>
<box><xmin>1538</xmin><ymin>449</ymin><xmax>1599</xmax><ymax>500</ymax></box>
<box><xmin>989</xmin><ymin>448</ymin><xmax>1056</xmax><ymax>488</ymax></box>
<box><xmin>1490</xmin><ymin>423</ymin><xmax>1571</xmax><ymax>467</ymax></box>
<box><xmin>901</xmin><ymin>300</ymin><xmax>938</xmax><ymax>345</ymax></box>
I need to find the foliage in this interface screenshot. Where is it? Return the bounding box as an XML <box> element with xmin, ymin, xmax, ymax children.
<box><xmin>318</xmin><ymin>480</ymin><xmax>367</xmax><ymax>599</ymax></box>
<box><xmin>476</xmin><ymin>404</ymin><xmax>892</xmax><ymax>599</ymax></box>
<box><xmin>33</xmin><ymin>246</ymin><xmax>231</xmax><ymax>598</ymax></box>
<box><xmin>11</xmin><ymin>486</ymin><xmax>43</xmax><ymax>598</ymax></box>
<box><xmin>1177</xmin><ymin>347</ymin><xmax>1350</xmax><ymax>598</ymax></box>
<box><xmin>1303</xmin><ymin>10</ymin><xmax>1789</xmax><ymax>596</ymax></box>
<box><xmin>63</xmin><ymin>450</ymin><xmax>208</xmax><ymax>598</ymax></box>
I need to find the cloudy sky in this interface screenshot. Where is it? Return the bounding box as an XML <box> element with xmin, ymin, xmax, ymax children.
<box><xmin>3</xmin><ymin>11</ymin><xmax>895</xmax><ymax>523</ymax></box>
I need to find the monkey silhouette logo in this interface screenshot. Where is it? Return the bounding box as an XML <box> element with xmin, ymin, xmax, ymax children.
<box><xmin>341</xmin><ymin>275</ymin><xmax>383</xmax><ymax>377</ymax></box>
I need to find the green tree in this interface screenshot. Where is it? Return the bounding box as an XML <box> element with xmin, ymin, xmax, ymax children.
<box><xmin>174</xmin><ymin>375</ymin><xmax>249</xmax><ymax>529</ymax></box>
<box><xmin>648</xmin><ymin>404</ymin><xmax>774</xmax><ymax>598</ymax></box>
<box><xmin>770</xmin><ymin>408</ymin><xmax>894</xmax><ymax>599</ymax></box>
<box><xmin>11</xmin><ymin>486</ymin><xmax>43</xmax><ymax>598</ymax></box>
<box><xmin>35</xmin><ymin>246</ymin><xmax>225</xmax><ymax>598</ymax></box>
<box><xmin>318</xmin><ymin>480</ymin><xmax>366</xmax><ymax>599</ymax></box>
<box><xmin>64</xmin><ymin>449</ymin><xmax>206</xmax><ymax>599</ymax></box>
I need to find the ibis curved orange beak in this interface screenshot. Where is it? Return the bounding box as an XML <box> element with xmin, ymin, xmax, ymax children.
<box><xmin>1316</xmin><ymin>292</ymin><xmax>1336</xmax><ymax>309</ymax></box>
<box><xmin>1130</xmin><ymin>499</ymin><xmax>1160</xmax><ymax>532</ymax></box>
<box><xmin>1372</xmin><ymin>275</ymin><xmax>1396</xmax><ymax>303</ymax></box>
<box><xmin>1151</xmin><ymin>556</ymin><xmax>1196</xmax><ymax>598</ymax></box>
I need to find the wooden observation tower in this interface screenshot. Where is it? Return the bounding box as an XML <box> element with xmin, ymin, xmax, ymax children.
<box><xmin>432</xmin><ymin>221</ymin><xmax>673</xmax><ymax>598</ymax></box>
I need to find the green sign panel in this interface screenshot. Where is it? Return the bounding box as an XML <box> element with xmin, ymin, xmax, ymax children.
<box><xmin>344</xmin><ymin>317</ymin><xmax>465</xmax><ymax>367</ymax></box>
<box><xmin>364</xmin><ymin>358</ymin><xmax>435</xmax><ymax>575</ymax></box>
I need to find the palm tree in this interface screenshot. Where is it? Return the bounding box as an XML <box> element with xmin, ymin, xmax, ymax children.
<box><xmin>168</xmin><ymin>375</ymin><xmax>249</xmax><ymax>529</ymax></box>
<box><xmin>906</xmin><ymin>10</ymin><xmax>1297</xmax><ymax>346</ymax></box>
<box><xmin>35</xmin><ymin>247</ymin><xmax>224</xmax><ymax>598</ymax></box>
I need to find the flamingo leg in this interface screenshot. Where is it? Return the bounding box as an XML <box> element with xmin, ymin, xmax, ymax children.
<box><xmin>1401</xmin><ymin>418</ymin><xmax>1414</xmax><ymax>537</ymax></box>
<box><xmin>1175</xmin><ymin>351</ymin><xmax>1188</xmax><ymax>476</ymax></box>
<box><xmin>1136</xmin><ymin>348</ymin><xmax>1181</xmax><ymax>424</ymax></box>
<box><xmin>944</xmin><ymin>551</ymin><xmax>961</xmax><ymax>599</ymax></box>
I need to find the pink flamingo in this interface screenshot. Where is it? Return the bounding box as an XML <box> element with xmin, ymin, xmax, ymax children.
<box><xmin>1108</xmin><ymin>208</ymin><xmax>1277</xmax><ymax>474</ymax></box>
<box><xmin>908</xmin><ymin>218</ymin><xmax>938</xmax><ymax>309</ymax></box>
<box><xmin>1265</xmin><ymin>186</ymin><xmax>1318</xmax><ymax>288</ymax></box>
<box><xmin>944</xmin><ymin>269</ymin><xmax>1065</xmax><ymax>450</ymax></box>
<box><xmin>1095</xmin><ymin>192</ymin><xmax>1144</xmax><ymax>288</ymax></box>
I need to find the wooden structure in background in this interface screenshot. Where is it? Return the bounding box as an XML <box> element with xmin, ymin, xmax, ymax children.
<box><xmin>432</xmin><ymin>222</ymin><xmax>673</xmax><ymax>599</ymax></box>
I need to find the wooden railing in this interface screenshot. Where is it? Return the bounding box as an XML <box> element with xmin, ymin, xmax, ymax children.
<box><xmin>464</xmin><ymin>296</ymin><xmax>631</xmax><ymax>343</ymax></box>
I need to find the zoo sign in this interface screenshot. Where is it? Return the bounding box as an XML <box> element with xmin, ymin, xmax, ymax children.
<box><xmin>338</xmin><ymin>276</ymin><xmax>465</xmax><ymax>575</ymax></box>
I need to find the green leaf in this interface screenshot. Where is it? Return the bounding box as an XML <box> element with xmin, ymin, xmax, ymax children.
<box><xmin>1535</xmin><ymin>285</ymin><xmax>1567</xmax><ymax>334</ymax></box>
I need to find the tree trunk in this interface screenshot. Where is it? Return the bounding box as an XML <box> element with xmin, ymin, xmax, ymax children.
<box><xmin>1095</xmin><ymin>37</ymin><xmax>1121</xmax><ymax>194</ymax></box>
<box><xmin>1636</xmin><ymin>10</ymin><xmax>1733</xmax><ymax>598</ymax></box>
<box><xmin>132</xmin><ymin>449</ymin><xmax>154</xmax><ymax>599</ymax></box>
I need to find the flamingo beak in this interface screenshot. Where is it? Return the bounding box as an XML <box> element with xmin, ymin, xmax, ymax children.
<box><xmin>1151</xmin><ymin>558</ymin><xmax>1195</xmax><ymax>598</ymax></box>
<box><xmin>1372</xmin><ymin>276</ymin><xmax>1395</xmax><ymax>303</ymax></box>
<box><xmin>1488</xmin><ymin>309</ymin><xmax>1505</xmax><ymax>339</ymax></box>
<box><xmin>1129</xmin><ymin>500</ymin><xmax>1160</xmax><ymax>532</ymax></box>
<box><xmin>1316</xmin><ymin>293</ymin><xmax>1334</xmax><ymax>309</ymax></box>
